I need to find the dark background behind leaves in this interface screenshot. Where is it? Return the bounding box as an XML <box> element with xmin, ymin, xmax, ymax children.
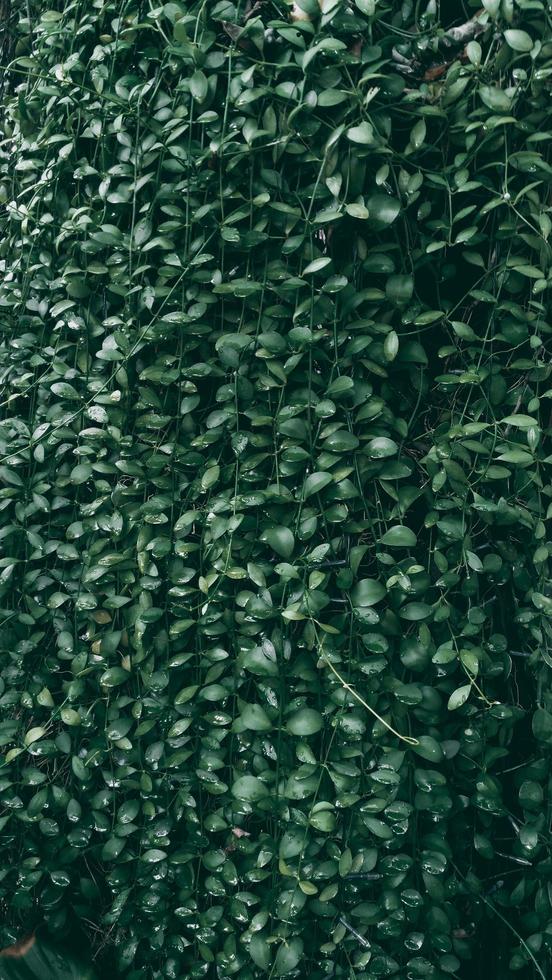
<box><xmin>0</xmin><ymin>0</ymin><xmax>551</xmax><ymax>977</ymax></box>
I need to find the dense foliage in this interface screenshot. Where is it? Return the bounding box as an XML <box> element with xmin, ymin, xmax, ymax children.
<box><xmin>1</xmin><ymin>0</ymin><xmax>552</xmax><ymax>977</ymax></box>
<box><xmin>0</xmin><ymin>932</ymin><xmax>98</xmax><ymax>980</ymax></box>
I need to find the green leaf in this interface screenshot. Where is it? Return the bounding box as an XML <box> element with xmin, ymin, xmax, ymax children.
<box><xmin>72</xmin><ymin>756</ymin><xmax>88</xmax><ymax>781</ymax></box>
<box><xmin>410</xmin><ymin>118</ymin><xmax>426</xmax><ymax>150</ymax></box>
<box><xmin>532</xmin><ymin>708</ymin><xmax>552</xmax><ymax>744</ymax></box>
<box><xmin>118</xmin><ymin>800</ymin><xmax>140</xmax><ymax>824</ymax></box>
<box><xmin>414</xmin><ymin>310</ymin><xmax>442</xmax><ymax>325</ymax></box>
<box><xmin>504</xmin><ymin>29</ymin><xmax>534</xmax><ymax>52</ymax></box>
<box><xmin>261</xmin><ymin>526</ymin><xmax>295</xmax><ymax>559</ymax></box>
<box><xmin>496</xmin><ymin>449</ymin><xmax>534</xmax><ymax>465</ymax></box>
<box><xmin>479</xmin><ymin>85</ymin><xmax>512</xmax><ymax>112</ymax></box>
<box><xmin>386</xmin><ymin>274</ymin><xmax>413</xmax><ymax>306</ymax></box>
<box><xmin>351</xmin><ymin>579</ymin><xmax>386</xmax><ymax>606</ymax></box>
<box><xmin>363</xmin><ymin>815</ymin><xmax>393</xmax><ymax>839</ymax></box>
<box><xmin>24</xmin><ymin>727</ymin><xmax>46</xmax><ymax>747</ymax></box>
<box><xmin>101</xmin><ymin>837</ymin><xmax>126</xmax><ymax>861</ymax></box>
<box><xmin>448</xmin><ymin>685</ymin><xmax>471</xmax><ymax>710</ymax></box>
<box><xmin>347</xmin><ymin>122</ymin><xmax>375</xmax><ymax>144</ymax></box>
<box><xmin>60</xmin><ymin>708</ymin><xmax>81</xmax><ymax>726</ymax></box>
<box><xmin>442</xmin><ymin>75</ymin><xmax>470</xmax><ymax>106</ymax></box>
<box><xmin>412</xmin><ymin>736</ymin><xmax>444</xmax><ymax>762</ymax></box>
<box><xmin>399</xmin><ymin>602</ymin><xmax>432</xmax><ymax>621</ymax></box>
<box><xmin>286</xmin><ymin>708</ymin><xmax>324</xmax><ymax>735</ymax></box>
<box><xmin>70</xmin><ymin>463</ymin><xmax>92</xmax><ymax>484</ymax></box>
<box><xmin>383</xmin><ymin>330</ymin><xmax>399</xmax><ymax>361</ymax></box>
<box><xmin>323</xmin><ymin>430</ymin><xmax>359</xmax><ymax>452</ymax></box>
<box><xmin>532</xmin><ymin>593</ymin><xmax>552</xmax><ymax>615</ymax></box>
<box><xmin>466</xmin><ymin>41</ymin><xmax>482</xmax><ymax>65</ymax></box>
<box><xmin>132</xmin><ymin>216</ymin><xmax>152</xmax><ymax>248</ymax></box>
<box><xmin>303</xmin><ymin>471</ymin><xmax>333</xmax><ymax>497</ymax></box>
<box><xmin>326</xmin><ymin>376</ymin><xmax>354</xmax><ymax>398</ymax></box>
<box><xmin>380</xmin><ymin>525</ymin><xmax>417</xmax><ymax>548</ymax></box>
<box><xmin>303</xmin><ymin>256</ymin><xmax>332</xmax><ymax>275</ymax></box>
<box><xmin>367</xmin><ymin>437</ymin><xmax>398</xmax><ymax>458</ymax></box>
<box><xmin>175</xmin><ymin>685</ymin><xmax>199</xmax><ymax>704</ymax></box>
<box><xmin>365</xmin><ymin>193</ymin><xmax>401</xmax><ymax>228</ymax></box>
<box><xmin>274</xmin><ymin>937</ymin><xmax>303</xmax><ymax>976</ymax></box>
<box><xmin>141</xmin><ymin>849</ymin><xmax>167</xmax><ymax>863</ymax></box>
<box><xmin>302</xmin><ymin>38</ymin><xmax>347</xmax><ymax>70</ymax></box>
<box><xmin>241</xmin><ymin>703</ymin><xmax>273</xmax><ymax>731</ymax></box>
<box><xmin>99</xmin><ymin>667</ymin><xmax>129</xmax><ymax>688</ymax></box>
<box><xmin>190</xmin><ymin>69</ymin><xmax>208</xmax><ymax>102</ymax></box>
<box><xmin>201</xmin><ymin>465</ymin><xmax>220</xmax><ymax>490</ymax></box>
<box><xmin>500</xmin><ymin>414</ymin><xmax>538</xmax><ymax>428</ymax></box>
<box><xmin>249</xmin><ymin>934</ymin><xmax>272</xmax><ymax>971</ymax></box>
<box><xmin>232</xmin><ymin>775</ymin><xmax>269</xmax><ymax>801</ymax></box>
<box><xmin>466</xmin><ymin>550</ymin><xmax>483</xmax><ymax>572</ymax></box>
<box><xmin>345</xmin><ymin>203</ymin><xmax>370</xmax><ymax>219</ymax></box>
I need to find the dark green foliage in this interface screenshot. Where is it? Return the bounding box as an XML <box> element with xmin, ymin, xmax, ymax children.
<box><xmin>0</xmin><ymin>934</ymin><xmax>97</xmax><ymax>980</ymax></box>
<box><xmin>0</xmin><ymin>0</ymin><xmax>552</xmax><ymax>977</ymax></box>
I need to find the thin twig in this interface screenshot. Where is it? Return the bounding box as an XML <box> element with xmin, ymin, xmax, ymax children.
<box><xmin>320</xmin><ymin>654</ymin><xmax>419</xmax><ymax>746</ymax></box>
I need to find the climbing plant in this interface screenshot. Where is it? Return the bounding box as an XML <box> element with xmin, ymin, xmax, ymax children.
<box><xmin>0</xmin><ymin>0</ymin><xmax>552</xmax><ymax>977</ymax></box>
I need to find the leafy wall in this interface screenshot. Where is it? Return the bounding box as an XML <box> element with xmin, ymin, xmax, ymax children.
<box><xmin>0</xmin><ymin>0</ymin><xmax>552</xmax><ymax>977</ymax></box>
